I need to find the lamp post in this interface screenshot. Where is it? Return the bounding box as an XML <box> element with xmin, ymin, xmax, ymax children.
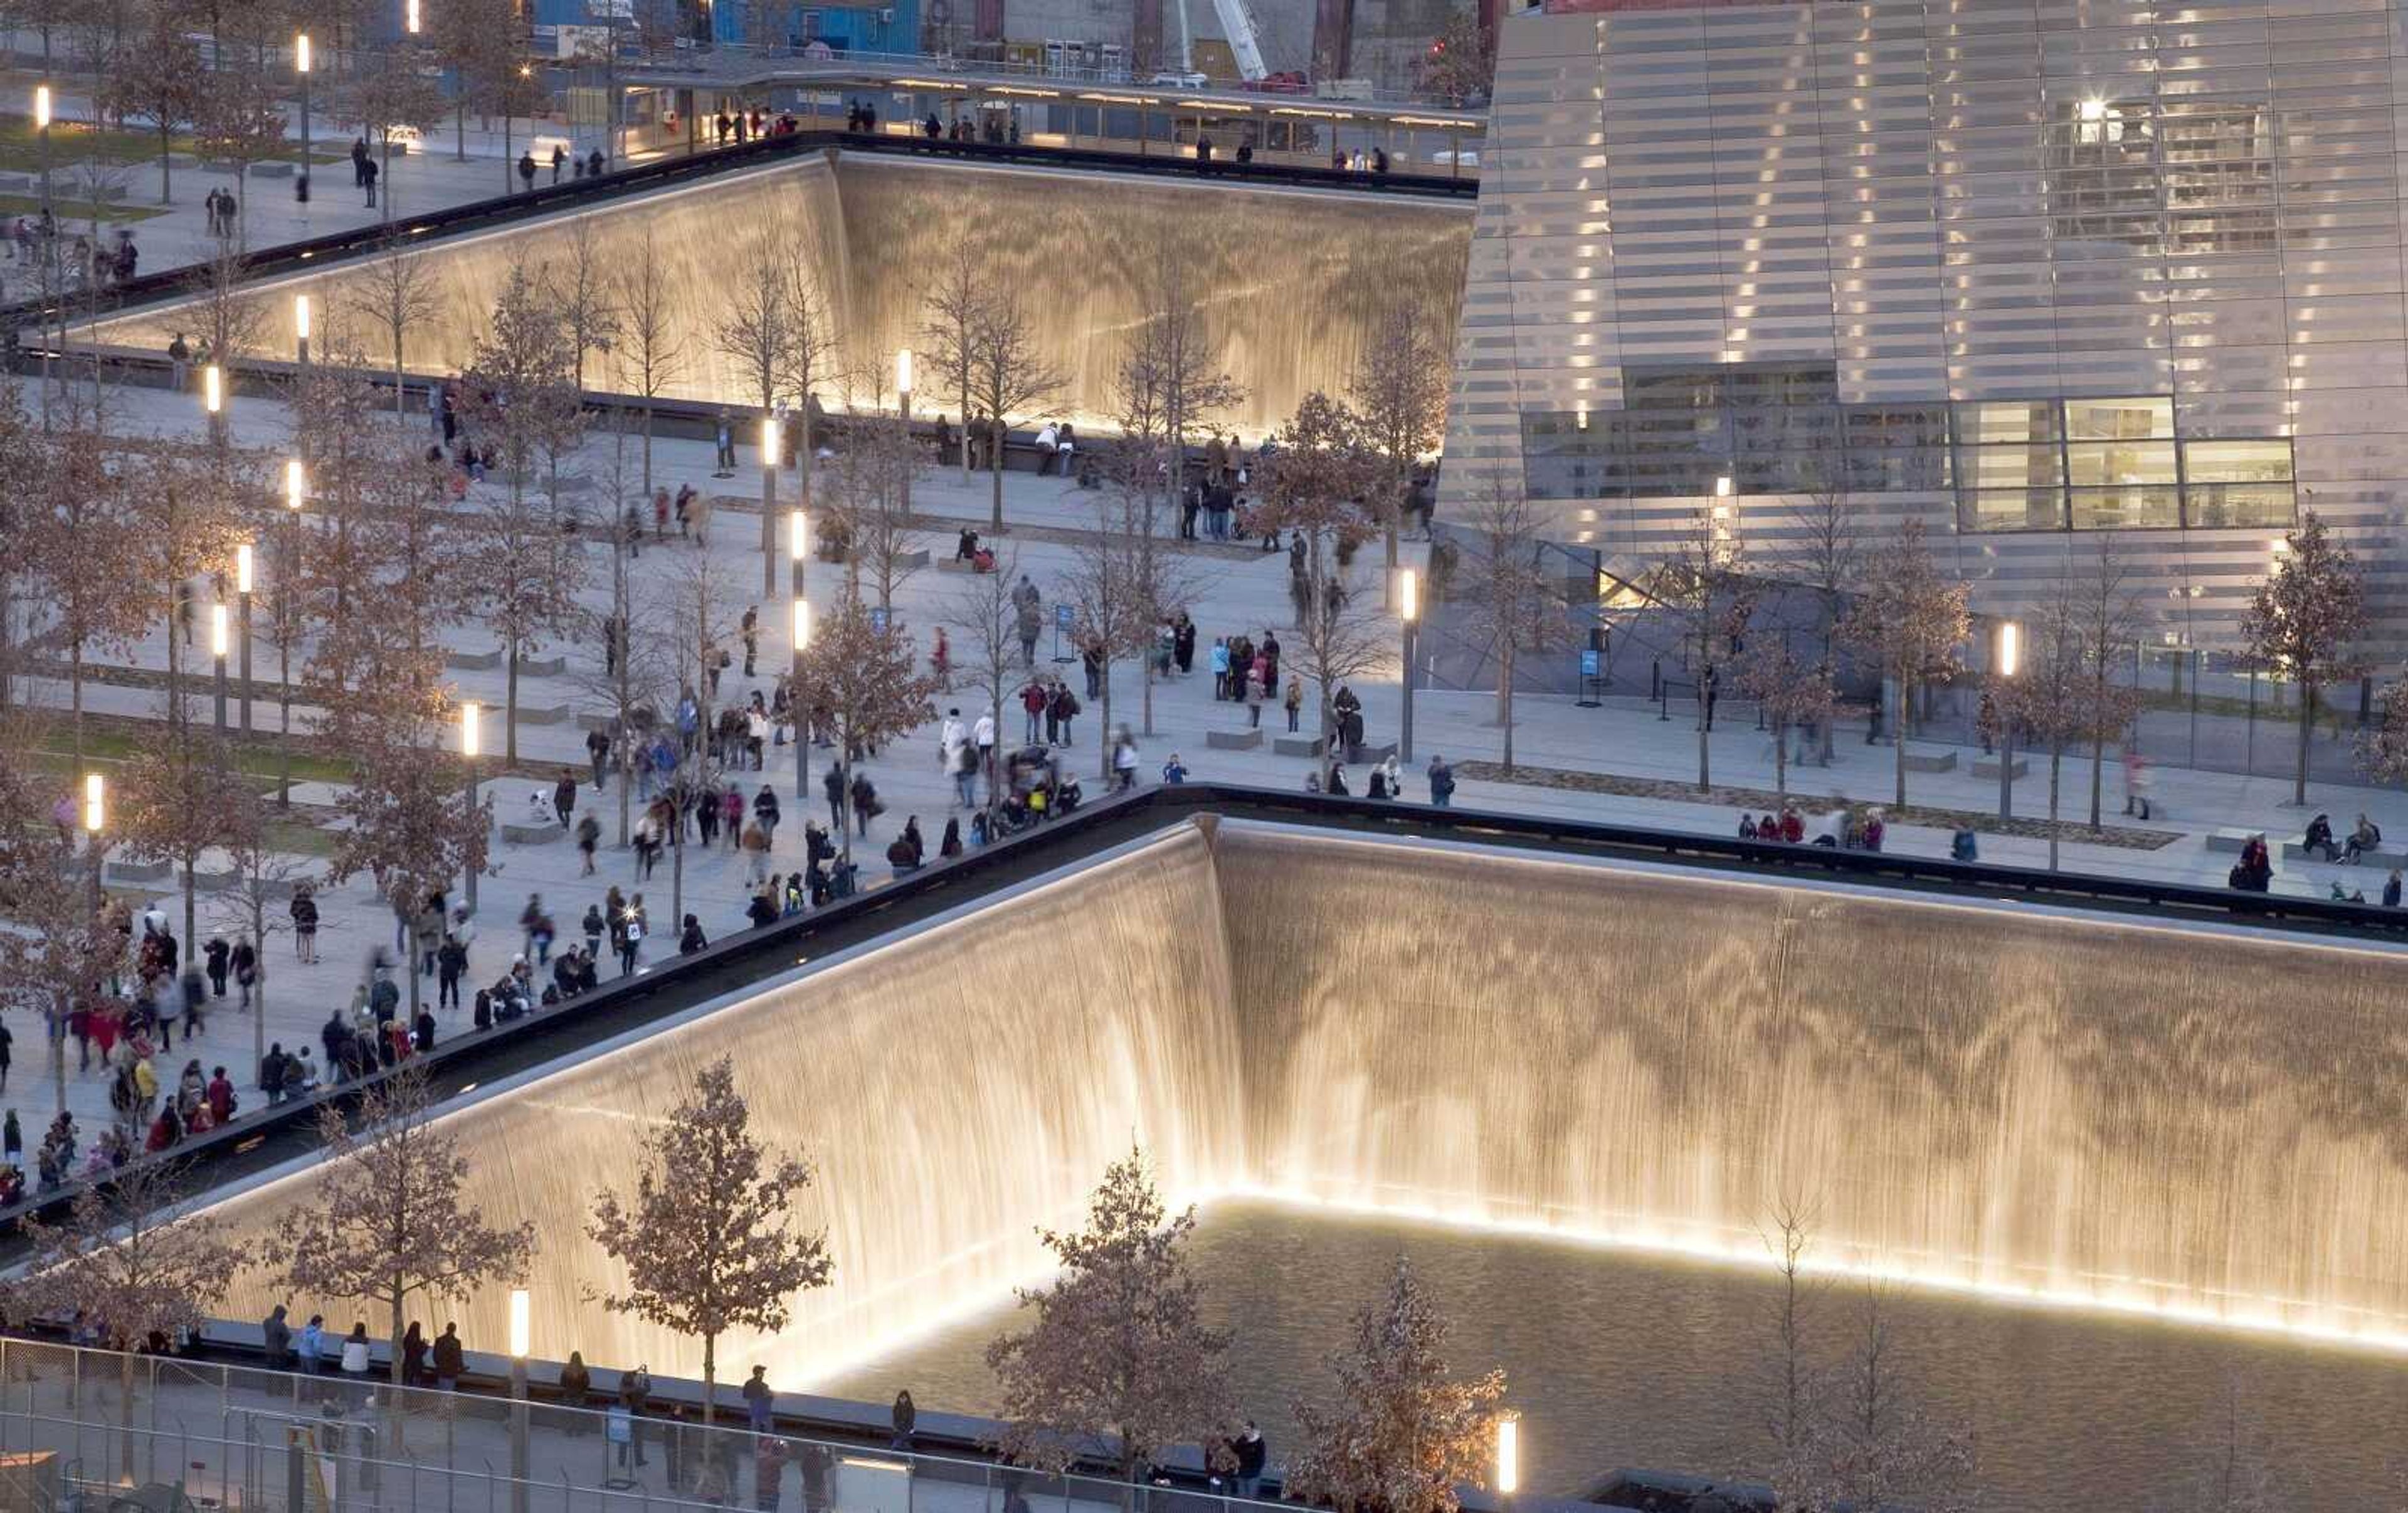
<box><xmin>1994</xmin><ymin>618</ymin><xmax>2019</xmax><ymax>820</ymax></box>
<box><xmin>1496</xmin><ymin>1415</ymin><xmax>1519</xmax><ymax>1513</ymax></box>
<box><xmin>792</xmin><ymin>597</ymin><xmax>812</xmax><ymax>804</ymax></box>
<box><xmin>33</xmin><ymin>85</ymin><xmax>50</xmax><ymax>430</ymax></box>
<box><xmin>235</xmin><ymin>543</ymin><xmax>255</xmax><ymax>734</ymax></box>
<box><xmin>211</xmin><ymin>603</ymin><xmax>231</xmax><ymax>733</ymax></box>
<box><xmin>82</xmin><ymin>772</ymin><xmax>105</xmax><ymax>916</ymax></box>
<box><xmin>203</xmin><ymin>362</ymin><xmax>226</xmax><ymax>447</ymax></box>
<box><xmin>294</xmin><ymin>292</ymin><xmax>312</xmax><ymax>374</ymax></box>
<box><xmin>895</xmin><ymin>347</ymin><xmax>914</xmax><ymax>519</ymax></box>
<box><xmin>761</xmin><ymin>413</ymin><xmax>780</xmax><ymax>597</ymax></box>
<box><xmin>295</xmin><ymin>34</ymin><xmax>312</xmax><ymax>207</ymax></box>
<box><xmin>280</xmin><ymin>459</ymin><xmax>305</xmax><ymax>806</ymax></box>
<box><xmin>507</xmin><ymin>1287</ymin><xmax>530</xmax><ymax>1513</ymax></box>
<box><xmin>460</xmin><ymin>701</ymin><xmax>482</xmax><ymax>911</ymax></box>
<box><xmin>1398</xmin><ymin>566</ymin><xmax>1418</xmax><ymax>763</ymax></box>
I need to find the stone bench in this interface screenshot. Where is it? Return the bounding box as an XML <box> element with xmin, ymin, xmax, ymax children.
<box><xmin>0</xmin><ymin>171</ymin><xmax>33</xmax><ymax>193</ymax></box>
<box><xmin>105</xmin><ymin>858</ymin><xmax>172</xmax><ymax>885</ymax></box>
<box><xmin>517</xmin><ymin>703</ymin><xmax>576</xmax><ymax>726</ymax></box>
<box><xmin>1901</xmin><ymin>748</ymin><xmax>1958</xmax><ymax>773</ymax></box>
<box><xmin>445</xmin><ymin>648</ymin><xmax>504</xmax><ymax>672</ymax></box>
<box><xmin>2281</xmin><ymin>841</ymin><xmax>2407</xmax><ymax>868</ymax></box>
<box><xmin>512</xmin><ymin>654</ymin><xmax>568</xmax><ymax>679</ymax></box>
<box><xmin>248</xmin><ymin>161</ymin><xmax>296</xmax><ymax>179</ymax></box>
<box><xmin>1273</xmin><ymin>735</ymin><xmax>1326</xmax><ymax>758</ymax></box>
<box><xmin>893</xmin><ymin>548</ymin><xmax>932</xmax><ymax>570</ymax></box>
<box><xmin>1346</xmin><ymin>740</ymin><xmax>1398</xmax><ymax>766</ymax></box>
<box><xmin>500</xmin><ymin>822</ymin><xmax>563</xmax><ymax>846</ymax></box>
<box><xmin>1971</xmin><ymin>755</ymin><xmax>2028</xmax><ymax>780</ymax></box>
<box><xmin>934</xmin><ymin>555</ymin><xmax>993</xmax><ymax>575</ymax></box>
<box><xmin>2207</xmin><ymin>828</ymin><xmax>2262</xmax><ymax>854</ymax></box>
<box><xmin>1207</xmin><ymin>728</ymin><xmax>1264</xmax><ymax>751</ymax></box>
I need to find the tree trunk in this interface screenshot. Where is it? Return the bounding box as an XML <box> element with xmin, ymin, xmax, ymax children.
<box><xmin>1697</xmin><ymin>716</ymin><xmax>1709</xmax><ymax>795</ymax></box>
<box><xmin>1773</xmin><ymin>719</ymin><xmax>1788</xmax><ymax>800</ymax></box>
<box><xmin>505</xmin><ymin>638</ymin><xmax>521</xmax><ymax>763</ymax></box>
<box><xmin>389</xmin><ymin>1288</ymin><xmax>408</xmax><ymax>1388</ymax></box>
<box><xmin>642</xmin><ymin>400</ymin><xmax>655</xmax><ymax>497</ymax></box>
<box><xmin>71</xmin><ymin>642</ymin><xmax>84</xmax><ymax>768</ymax></box>
<box><xmin>182</xmin><ymin>857</ymin><xmax>197</xmax><ymax>953</ymax></box>
<box><xmin>1098</xmin><ymin>666</ymin><xmax>1113</xmax><ymax>782</ymax></box>
<box><xmin>1893</xmin><ymin>677</ymin><xmax>1909</xmax><ymax>809</ymax></box>
<box><xmin>700</xmin><ymin>1334</ymin><xmax>717</xmax><ymax>1430</ymax></box>
<box><xmin>455</xmin><ymin>100</ymin><xmax>466</xmax><ymax>162</ymax></box>
<box><xmin>2089</xmin><ymin>731</ymin><xmax>2105</xmax><ymax>831</ymax></box>
<box><xmin>158</xmin><ymin>124</ymin><xmax>172</xmax><ymax>203</ymax></box>
<box><xmin>1500</xmin><ymin>649</ymin><xmax>1516</xmax><ymax>773</ymax></box>
<box><xmin>2295</xmin><ymin>683</ymin><xmax>2315</xmax><ymax>807</ymax></box>
<box><xmin>2048</xmin><ymin>742</ymin><xmax>2064</xmax><ymax>872</ymax></box>
<box><xmin>989</xmin><ymin>427</ymin><xmax>1005</xmax><ymax>533</ymax></box>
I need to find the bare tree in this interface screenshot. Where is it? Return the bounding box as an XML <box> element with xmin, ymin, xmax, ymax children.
<box><xmin>716</xmin><ymin>235</ymin><xmax>841</xmax><ymax>569</ymax></box>
<box><xmin>946</xmin><ymin>543</ymin><xmax>1025</xmax><ymax>829</ymax></box>
<box><xmin>27</xmin><ymin>425</ymin><xmax>147</xmax><ymax>765</ymax></box>
<box><xmin>1735</xmin><ymin>624</ymin><xmax>1839</xmax><ymax>804</ymax></box>
<box><xmin>1349</xmin><ymin>297</ymin><xmax>1448</xmax><ymax>597</ymax></box>
<box><xmin>969</xmin><ymin>287</ymin><xmax>1066</xmax><ymax>532</ymax></box>
<box><xmin>552</xmin><ymin>215</ymin><xmax>621</xmax><ymax>393</ymax></box>
<box><xmin>791</xmin><ymin>596</ymin><xmax>941</xmax><ymax>867</ymax></box>
<box><xmin>103</xmin><ymin>0</ymin><xmax>203</xmax><ymax>203</ymax></box>
<box><xmin>1770</xmin><ymin>465</ymin><xmax>1871</xmax><ymax>766</ymax></box>
<box><xmin>986</xmin><ymin>1147</ymin><xmax>1236</xmax><ymax>1483</ymax></box>
<box><xmin>285</xmin><ymin>1067</ymin><xmax>537</xmax><ymax>1389</ymax></box>
<box><xmin>1655</xmin><ymin>498</ymin><xmax>1748</xmax><ymax>793</ymax></box>
<box><xmin>1286</xmin><ymin>1257</ymin><xmax>1508</xmax><ymax>1513</ymax></box>
<box><xmin>823</xmin><ymin>377</ymin><xmax>927</xmax><ymax>615</ymax></box>
<box><xmin>2239</xmin><ymin>510</ymin><xmax>2368</xmax><ymax>807</ymax></box>
<box><xmin>192</xmin><ymin>66</ymin><xmax>289</xmax><ymax>241</ymax></box>
<box><xmin>2062</xmin><ymin>534</ymin><xmax>2150</xmax><ymax>831</ymax></box>
<box><xmin>16</xmin><ymin>1160</ymin><xmax>251</xmax><ymax>1477</ymax></box>
<box><xmin>611</xmin><ymin>226</ymin><xmax>688</xmax><ymax>497</ymax></box>
<box><xmin>1775</xmin><ymin>1287</ymin><xmax>1978</xmax><ymax>1513</ymax></box>
<box><xmin>2357</xmin><ymin>672</ymin><xmax>2408</xmax><ymax>790</ymax></box>
<box><xmin>0</xmin><ymin>738</ymin><xmax>124</xmax><ymax>1113</ymax></box>
<box><xmin>1114</xmin><ymin>242</ymin><xmax>1241</xmax><ymax>541</ymax></box>
<box><xmin>337</xmin><ymin>59</ymin><xmax>447</xmax><ymax>220</ymax></box>
<box><xmin>917</xmin><ymin>238</ymin><xmax>990</xmax><ymax>485</ymax></box>
<box><xmin>643</xmin><ymin>547</ymin><xmax>747</xmax><ymax>927</ymax></box>
<box><xmin>1059</xmin><ymin>489</ymin><xmax>1158</xmax><ymax>777</ymax></box>
<box><xmin>117</xmin><ymin>714</ymin><xmax>261</xmax><ymax>952</ymax></box>
<box><xmin>1839</xmin><ymin>521</ymin><xmax>1970</xmax><ymax>809</ymax></box>
<box><xmin>458</xmin><ymin>483</ymin><xmax>588</xmax><ymax>763</ymax></box>
<box><xmin>1255</xmin><ymin>393</ymin><xmax>1388</xmax><ymax>753</ymax></box>
<box><xmin>1456</xmin><ymin>474</ymin><xmax>1566</xmax><ymax>773</ymax></box>
<box><xmin>587</xmin><ymin>1056</ymin><xmax>835</xmax><ymax>1428</ymax></box>
<box><xmin>342</xmin><ymin>247</ymin><xmax>442</xmax><ymax>421</ymax></box>
<box><xmin>1414</xmin><ymin>7</ymin><xmax>1494</xmax><ymax>107</ymax></box>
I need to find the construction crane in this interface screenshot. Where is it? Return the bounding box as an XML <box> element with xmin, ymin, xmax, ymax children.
<box><xmin>1210</xmin><ymin>0</ymin><xmax>1269</xmax><ymax>80</ymax></box>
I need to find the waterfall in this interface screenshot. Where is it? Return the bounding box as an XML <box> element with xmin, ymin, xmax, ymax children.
<box><xmin>84</xmin><ymin>154</ymin><xmax>1474</xmax><ymax>444</ymax></box>
<box><xmin>194</xmin><ymin>820</ymin><xmax>2408</xmax><ymax>1381</ymax></box>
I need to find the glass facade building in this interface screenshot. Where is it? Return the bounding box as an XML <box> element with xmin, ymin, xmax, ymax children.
<box><xmin>1442</xmin><ymin>0</ymin><xmax>2406</xmax><ymax>645</ymax></box>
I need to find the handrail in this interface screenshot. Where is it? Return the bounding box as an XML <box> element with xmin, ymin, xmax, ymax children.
<box><xmin>14</xmin><ymin>127</ymin><xmax>1473</xmax><ymax>342</ymax></box>
<box><xmin>4</xmin><ymin>780</ymin><xmax>2400</xmax><ymax>1248</ymax></box>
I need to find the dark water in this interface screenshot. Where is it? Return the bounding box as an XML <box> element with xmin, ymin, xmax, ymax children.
<box><xmin>819</xmin><ymin>1199</ymin><xmax>2408</xmax><ymax>1511</ymax></box>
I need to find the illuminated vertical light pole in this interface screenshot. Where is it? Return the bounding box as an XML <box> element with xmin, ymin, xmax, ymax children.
<box><xmin>507</xmin><ymin>1287</ymin><xmax>530</xmax><ymax>1513</ymax></box>
<box><xmin>72</xmin><ymin>772</ymin><xmax>105</xmax><ymax>1112</ymax></box>
<box><xmin>1496</xmin><ymin>1415</ymin><xmax>1519</xmax><ymax>1513</ymax></box>
<box><xmin>788</xmin><ymin>506</ymin><xmax>808</xmax><ymax>601</ymax></box>
<box><xmin>236</xmin><ymin>543</ymin><xmax>255</xmax><ymax>735</ymax></box>
<box><xmin>1995</xmin><ymin>618</ymin><xmax>2020</xmax><ymax>822</ymax></box>
<box><xmin>33</xmin><ymin>85</ymin><xmax>51</xmax><ymax>430</ymax></box>
<box><xmin>761</xmin><ymin>413</ymin><xmax>781</xmax><ymax>597</ymax></box>
<box><xmin>398</xmin><ymin>0</ymin><xmax>422</xmax><ymax>221</ymax></box>
<box><xmin>895</xmin><ymin>347</ymin><xmax>914</xmax><ymax>521</ymax></box>
<box><xmin>460</xmin><ymin>701</ymin><xmax>482</xmax><ymax>911</ymax></box>
<box><xmin>792</xmin><ymin>597</ymin><xmax>812</xmax><ymax>805</ymax></box>
<box><xmin>280</xmin><ymin>459</ymin><xmax>305</xmax><ymax>806</ymax></box>
<box><xmin>1398</xmin><ymin>566</ymin><xmax>1419</xmax><ymax>763</ymax></box>
<box><xmin>294</xmin><ymin>291</ymin><xmax>312</xmax><ymax>374</ymax></box>
<box><xmin>295</xmin><ymin>34</ymin><xmax>312</xmax><ymax>207</ymax></box>
<box><xmin>203</xmin><ymin>362</ymin><xmax>226</xmax><ymax>448</ymax></box>
<box><xmin>210</xmin><ymin>603</ymin><xmax>231</xmax><ymax>733</ymax></box>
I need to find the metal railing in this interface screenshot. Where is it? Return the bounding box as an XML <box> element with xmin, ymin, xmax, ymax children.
<box><xmin>0</xmin><ymin>1338</ymin><xmax>1286</xmax><ymax>1513</ymax></box>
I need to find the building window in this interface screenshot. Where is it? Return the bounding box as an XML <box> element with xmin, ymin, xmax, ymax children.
<box><xmin>1521</xmin><ymin>378</ymin><xmax>2294</xmax><ymax>534</ymax></box>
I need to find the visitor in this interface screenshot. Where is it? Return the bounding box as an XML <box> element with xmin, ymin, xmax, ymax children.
<box><xmin>1233</xmin><ymin>1422</ymin><xmax>1267</xmax><ymax>1499</ymax></box>
<box><xmin>433</xmin><ymin>1322</ymin><xmax>465</xmax><ymax>1390</ymax></box>
<box><xmin>889</xmin><ymin>1389</ymin><xmax>915</xmax><ymax>1451</ymax></box>
<box><xmin>2303</xmin><ymin>812</ymin><xmax>2340</xmax><ymax>863</ymax></box>
<box><xmin>744</xmin><ymin>1365</ymin><xmax>774</xmax><ymax>1433</ymax></box>
<box><xmin>2343</xmin><ymin>814</ymin><xmax>2383</xmax><ymax>865</ymax></box>
<box><xmin>1426</xmin><ymin>755</ymin><xmax>1454</xmax><ymax>807</ymax></box>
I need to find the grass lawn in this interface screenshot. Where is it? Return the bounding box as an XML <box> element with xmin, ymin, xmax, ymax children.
<box><xmin>29</xmin><ymin>722</ymin><xmax>359</xmax><ymax>788</ymax></box>
<box><xmin>0</xmin><ymin>118</ymin><xmax>201</xmax><ymax>171</ymax></box>
<box><xmin>0</xmin><ymin>193</ymin><xmax>167</xmax><ymax>223</ymax></box>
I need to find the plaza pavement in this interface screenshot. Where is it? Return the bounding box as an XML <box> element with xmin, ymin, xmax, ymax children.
<box><xmin>12</xmin><ymin>373</ymin><xmax>2407</xmax><ymax>1150</ymax></box>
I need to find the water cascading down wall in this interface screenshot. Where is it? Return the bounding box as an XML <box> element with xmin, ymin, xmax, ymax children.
<box><xmin>197</xmin><ymin>820</ymin><xmax>2408</xmax><ymax>1382</ymax></box>
<box><xmin>85</xmin><ymin>153</ymin><xmax>1472</xmax><ymax>442</ymax></box>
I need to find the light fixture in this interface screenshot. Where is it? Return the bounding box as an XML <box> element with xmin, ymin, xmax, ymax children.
<box><xmin>295</xmin><ymin>33</ymin><xmax>312</xmax><ymax>73</ymax></box>
<box><xmin>788</xmin><ymin>507</ymin><xmax>806</xmax><ymax>561</ymax></box>
<box><xmin>285</xmin><ymin>458</ymin><xmax>305</xmax><ymax>509</ymax></box>
<box><xmin>895</xmin><ymin>347</ymin><xmax>912</xmax><ymax>395</ymax></box>
<box><xmin>83</xmin><ymin>773</ymin><xmax>104</xmax><ymax>834</ymax></box>
<box><xmin>203</xmin><ymin>364</ymin><xmax>223</xmax><ymax>414</ymax></box>
<box><xmin>1714</xmin><ymin>475</ymin><xmax>1733</xmax><ymax>498</ymax></box>
<box><xmin>32</xmin><ymin>86</ymin><xmax>50</xmax><ymax>130</ymax></box>
<box><xmin>1996</xmin><ymin>620</ymin><xmax>2020</xmax><ymax>679</ymax></box>
<box><xmin>210</xmin><ymin>603</ymin><xmax>230</xmax><ymax>658</ymax></box>
<box><xmin>236</xmin><ymin>542</ymin><xmax>254</xmax><ymax>595</ymax></box>
<box><xmin>294</xmin><ymin>292</ymin><xmax>311</xmax><ymax>341</ymax></box>
<box><xmin>761</xmin><ymin>415</ymin><xmax>780</xmax><ymax>458</ymax></box>
<box><xmin>792</xmin><ymin>598</ymin><xmax>811</xmax><ymax>649</ymax></box>
<box><xmin>507</xmin><ymin>1287</ymin><xmax>529</xmax><ymax>1357</ymax></box>
<box><xmin>461</xmin><ymin>701</ymin><xmax>482</xmax><ymax>759</ymax></box>
<box><xmin>1398</xmin><ymin>567</ymin><xmax>1419</xmax><ymax>623</ymax></box>
<box><xmin>1496</xmin><ymin>1416</ymin><xmax>1519</xmax><ymax>1497</ymax></box>
<box><xmin>406</xmin><ymin>0</ymin><xmax>421</xmax><ymax>33</ymax></box>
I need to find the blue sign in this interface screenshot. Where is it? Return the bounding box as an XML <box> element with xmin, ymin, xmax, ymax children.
<box><xmin>869</xmin><ymin>607</ymin><xmax>889</xmax><ymax>634</ymax></box>
<box><xmin>1580</xmin><ymin>648</ymin><xmax>1602</xmax><ymax>678</ymax></box>
<box><xmin>1055</xmin><ymin>602</ymin><xmax>1075</xmax><ymax>630</ymax></box>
